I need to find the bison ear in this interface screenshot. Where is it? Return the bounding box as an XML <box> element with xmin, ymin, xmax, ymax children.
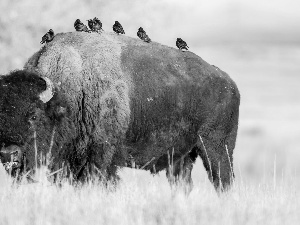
<box><xmin>39</xmin><ymin>77</ymin><xmax>54</xmax><ymax>103</ymax></box>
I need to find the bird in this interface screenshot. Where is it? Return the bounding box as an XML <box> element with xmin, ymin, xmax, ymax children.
<box><xmin>74</xmin><ymin>19</ymin><xmax>90</xmax><ymax>32</ymax></box>
<box><xmin>88</xmin><ymin>17</ymin><xmax>103</xmax><ymax>33</ymax></box>
<box><xmin>176</xmin><ymin>38</ymin><xmax>189</xmax><ymax>51</ymax></box>
<box><xmin>137</xmin><ymin>27</ymin><xmax>151</xmax><ymax>43</ymax></box>
<box><xmin>40</xmin><ymin>29</ymin><xmax>54</xmax><ymax>44</ymax></box>
<box><xmin>113</xmin><ymin>21</ymin><xmax>125</xmax><ymax>34</ymax></box>
<box><xmin>94</xmin><ymin>17</ymin><xmax>104</xmax><ymax>32</ymax></box>
<box><xmin>87</xmin><ymin>19</ymin><xmax>94</xmax><ymax>31</ymax></box>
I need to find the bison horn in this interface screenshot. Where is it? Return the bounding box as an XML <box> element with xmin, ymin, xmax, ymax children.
<box><xmin>39</xmin><ymin>77</ymin><xmax>54</xmax><ymax>103</ymax></box>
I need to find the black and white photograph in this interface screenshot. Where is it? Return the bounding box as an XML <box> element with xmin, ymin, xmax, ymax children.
<box><xmin>0</xmin><ymin>0</ymin><xmax>299</xmax><ymax>224</ymax></box>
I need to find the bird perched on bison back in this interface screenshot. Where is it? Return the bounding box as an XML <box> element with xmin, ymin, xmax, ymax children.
<box><xmin>74</xmin><ymin>19</ymin><xmax>90</xmax><ymax>32</ymax></box>
<box><xmin>137</xmin><ymin>27</ymin><xmax>151</xmax><ymax>43</ymax></box>
<box><xmin>40</xmin><ymin>29</ymin><xmax>54</xmax><ymax>44</ymax></box>
<box><xmin>87</xmin><ymin>19</ymin><xmax>94</xmax><ymax>31</ymax></box>
<box><xmin>176</xmin><ymin>38</ymin><xmax>189</xmax><ymax>51</ymax></box>
<box><xmin>88</xmin><ymin>17</ymin><xmax>103</xmax><ymax>33</ymax></box>
<box><xmin>94</xmin><ymin>17</ymin><xmax>104</xmax><ymax>31</ymax></box>
<box><xmin>113</xmin><ymin>21</ymin><xmax>125</xmax><ymax>34</ymax></box>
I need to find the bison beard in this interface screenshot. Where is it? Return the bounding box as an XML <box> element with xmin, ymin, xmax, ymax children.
<box><xmin>0</xmin><ymin>32</ymin><xmax>240</xmax><ymax>192</ymax></box>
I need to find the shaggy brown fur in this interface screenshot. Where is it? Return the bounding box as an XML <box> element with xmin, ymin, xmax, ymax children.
<box><xmin>23</xmin><ymin>31</ymin><xmax>239</xmax><ymax>190</ymax></box>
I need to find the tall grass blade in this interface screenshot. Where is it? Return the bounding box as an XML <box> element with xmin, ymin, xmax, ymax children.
<box><xmin>34</xmin><ymin>130</ymin><xmax>37</xmax><ymax>172</ymax></box>
<box><xmin>225</xmin><ymin>144</ymin><xmax>235</xmax><ymax>186</ymax></box>
<box><xmin>198</xmin><ymin>135</ymin><xmax>212</xmax><ymax>181</ymax></box>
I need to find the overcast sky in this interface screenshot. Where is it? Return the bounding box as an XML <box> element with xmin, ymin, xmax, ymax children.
<box><xmin>4</xmin><ymin>0</ymin><xmax>300</xmax><ymax>47</ymax></box>
<box><xmin>94</xmin><ymin>0</ymin><xmax>300</xmax><ymax>46</ymax></box>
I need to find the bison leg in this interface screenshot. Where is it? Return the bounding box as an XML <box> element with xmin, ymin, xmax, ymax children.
<box><xmin>71</xmin><ymin>141</ymin><xmax>118</xmax><ymax>183</ymax></box>
<box><xmin>166</xmin><ymin>148</ymin><xmax>198</xmax><ymax>194</ymax></box>
<box><xmin>197</xmin><ymin>133</ymin><xmax>235</xmax><ymax>192</ymax></box>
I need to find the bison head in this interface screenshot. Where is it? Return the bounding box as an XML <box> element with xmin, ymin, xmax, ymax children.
<box><xmin>0</xmin><ymin>70</ymin><xmax>69</xmax><ymax>175</ymax></box>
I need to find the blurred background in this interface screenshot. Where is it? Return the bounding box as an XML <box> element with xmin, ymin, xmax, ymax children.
<box><xmin>0</xmin><ymin>0</ymin><xmax>299</xmax><ymax>185</ymax></box>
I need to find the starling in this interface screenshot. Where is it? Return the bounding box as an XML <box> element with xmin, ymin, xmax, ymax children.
<box><xmin>74</xmin><ymin>19</ymin><xmax>90</xmax><ymax>32</ymax></box>
<box><xmin>40</xmin><ymin>29</ymin><xmax>54</xmax><ymax>44</ymax></box>
<box><xmin>137</xmin><ymin>27</ymin><xmax>151</xmax><ymax>43</ymax></box>
<box><xmin>176</xmin><ymin>38</ymin><xmax>189</xmax><ymax>51</ymax></box>
<box><xmin>88</xmin><ymin>17</ymin><xmax>103</xmax><ymax>33</ymax></box>
<box><xmin>87</xmin><ymin>19</ymin><xmax>97</xmax><ymax>33</ymax></box>
<box><xmin>113</xmin><ymin>21</ymin><xmax>125</xmax><ymax>34</ymax></box>
<box><xmin>87</xmin><ymin>19</ymin><xmax>94</xmax><ymax>31</ymax></box>
<box><xmin>94</xmin><ymin>17</ymin><xmax>104</xmax><ymax>32</ymax></box>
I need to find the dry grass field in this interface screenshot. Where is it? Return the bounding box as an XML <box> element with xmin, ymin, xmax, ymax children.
<box><xmin>1</xmin><ymin>0</ymin><xmax>300</xmax><ymax>224</ymax></box>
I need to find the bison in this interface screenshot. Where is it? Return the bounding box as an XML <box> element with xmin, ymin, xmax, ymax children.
<box><xmin>0</xmin><ymin>31</ymin><xmax>240</xmax><ymax>191</ymax></box>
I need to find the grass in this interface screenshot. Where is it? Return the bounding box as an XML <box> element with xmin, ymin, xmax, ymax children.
<box><xmin>0</xmin><ymin>165</ymin><xmax>300</xmax><ymax>225</ymax></box>
<box><xmin>2</xmin><ymin>129</ymin><xmax>299</xmax><ymax>225</ymax></box>
<box><xmin>0</xmin><ymin>130</ymin><xmax>299</xmax><ymax>225</ymax></box>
